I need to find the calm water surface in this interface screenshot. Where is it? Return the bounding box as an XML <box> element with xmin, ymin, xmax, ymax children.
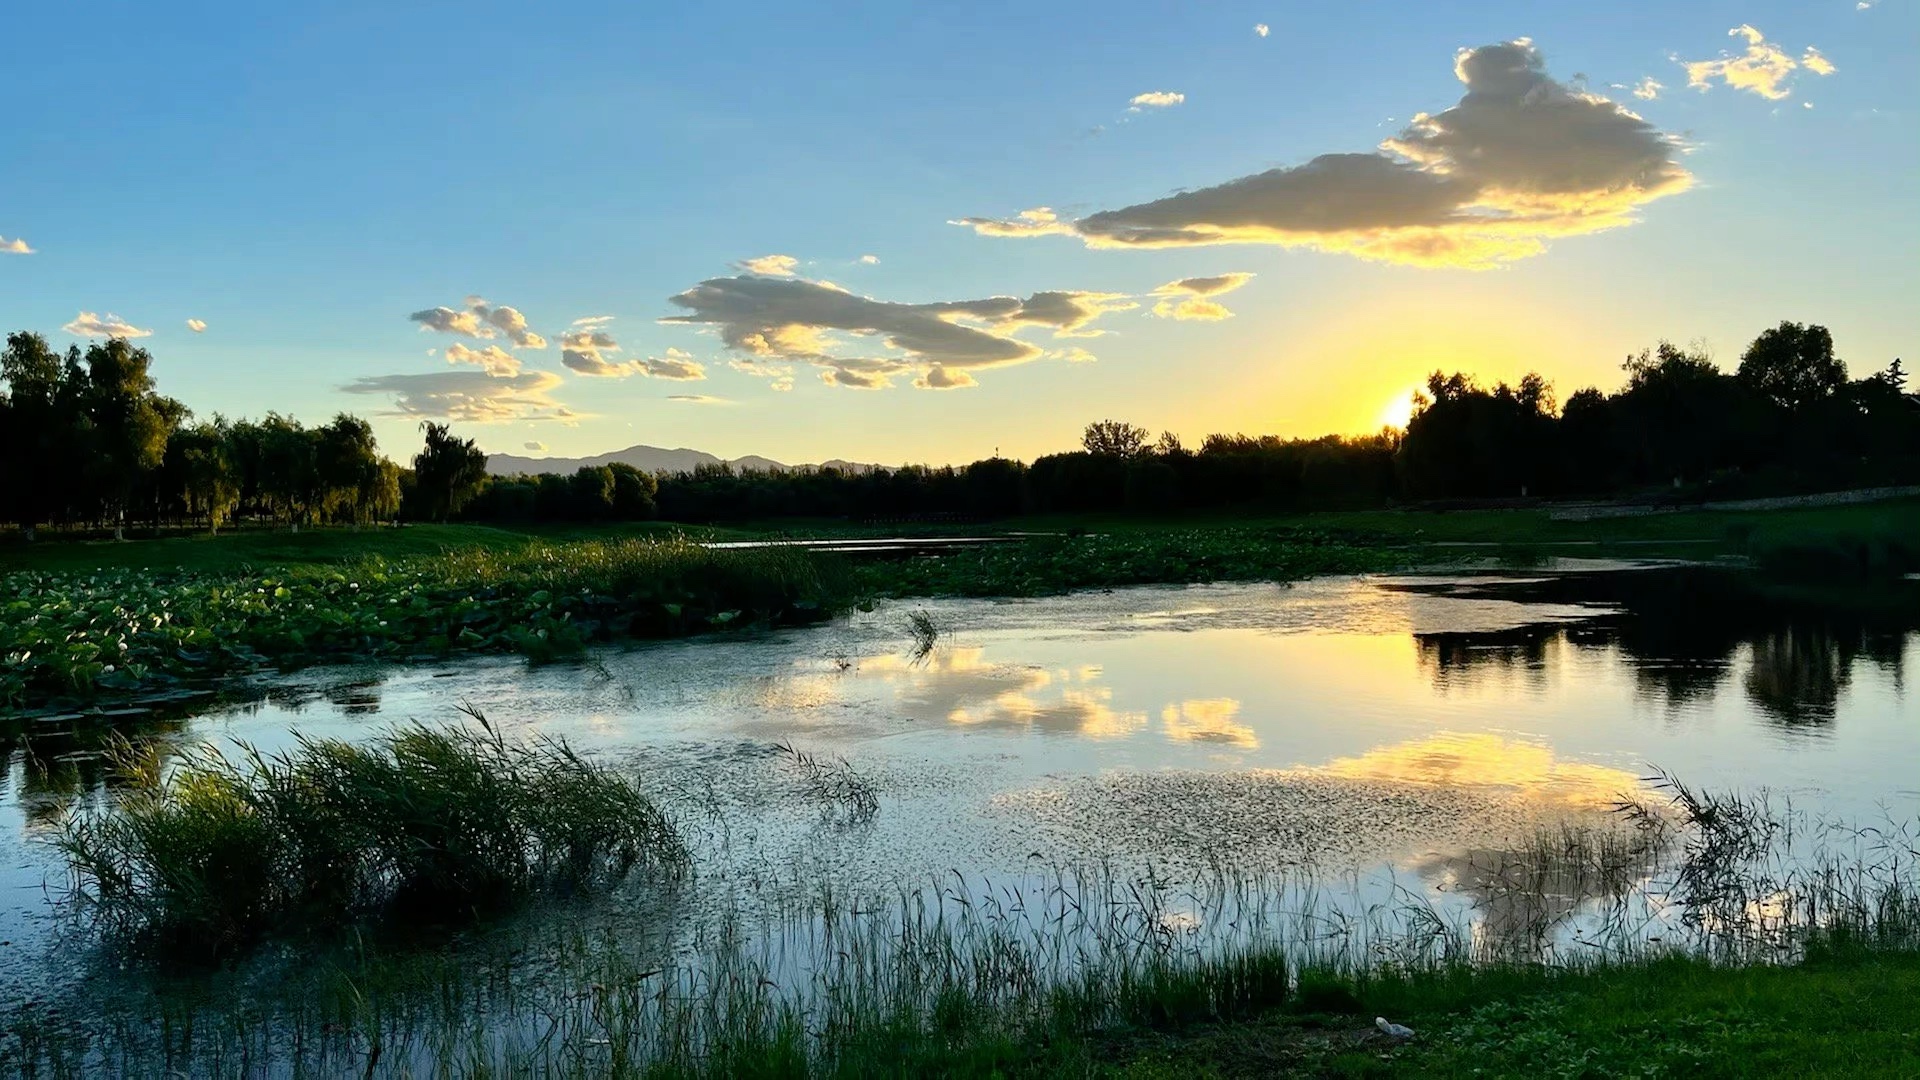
<box><xmin>2</xmin><ymin>561</ymin><xmax>1914</xmax><ymax>984</ymax></box>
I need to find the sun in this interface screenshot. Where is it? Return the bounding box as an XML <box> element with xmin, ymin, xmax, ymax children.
<box><xmin>1377</xmin><ymin>387</ymin><xmax>1421</xmax><ymax>431</ymax></box>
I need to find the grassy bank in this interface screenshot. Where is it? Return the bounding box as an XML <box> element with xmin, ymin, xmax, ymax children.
<box><xmin>5</xmin><ymin>499</ymin><xmax>1915</xmax><ymax>576</ymax></box>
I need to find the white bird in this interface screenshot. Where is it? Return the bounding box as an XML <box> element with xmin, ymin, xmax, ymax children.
<box><xmin>1376</xmin><ymin>1016</ymin><xmax>1415</xmax><ymax>1041</ymax></box>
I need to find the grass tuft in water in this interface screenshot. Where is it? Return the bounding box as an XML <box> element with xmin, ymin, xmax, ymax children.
<box><xmin>55</xmin><ymin>707</ymin><xmax>686</xmax><ymax>959</ymax></box>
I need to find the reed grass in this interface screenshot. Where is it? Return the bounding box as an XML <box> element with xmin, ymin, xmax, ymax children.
<box><xmin>54</xmin><ymin>707</ymin><xmax>686</xmax><ymax>959</ymax></box>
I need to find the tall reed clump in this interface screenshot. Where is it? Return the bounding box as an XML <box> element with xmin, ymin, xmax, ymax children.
<box><xmin>55</xmin><ymin>707</ymin><xmax>686</xmax><ymax>959</ymax></box>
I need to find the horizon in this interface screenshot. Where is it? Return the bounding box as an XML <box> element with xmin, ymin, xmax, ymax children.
<box><xmin>4</xmin><ymin>2</ymin><xmax>1915</xmax><ymax>465</ymax></box>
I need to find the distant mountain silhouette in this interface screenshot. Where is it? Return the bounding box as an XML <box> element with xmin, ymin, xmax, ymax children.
<box><xmin>485</xmin><ymin>444</ymin><xmax>876</xmax><ymax>477</ymax></box>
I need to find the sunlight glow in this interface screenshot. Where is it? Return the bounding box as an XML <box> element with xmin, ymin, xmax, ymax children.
<box><xmin>1378</xmin><ymin>387</ymin><xmax>1421</xmax><ymax>431</ymax></box>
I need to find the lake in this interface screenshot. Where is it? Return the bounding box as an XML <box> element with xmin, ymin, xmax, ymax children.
<box><xmin>2</xmin><ymin>560</ymin><xmax>1915</xmax><ymax>992</ymax></box>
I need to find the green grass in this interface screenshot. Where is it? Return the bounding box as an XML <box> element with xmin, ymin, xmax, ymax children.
<box><xmin>1110</xmin><ymin>944</ymin><xmax>1920</xmax><ymax>1078</ymax></box>
<box><xmin>55</xmin><ymin>711</ymin><xmax>686</xmax><ymax>959</ymax></box>
<box><xmin>0</xmin><ymin>521</ymin><xmax>732</xmax><ymax>575</ymax></box>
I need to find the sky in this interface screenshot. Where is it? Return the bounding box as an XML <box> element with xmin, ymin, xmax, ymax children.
<box><xmin>3</xmin><ymin>1</ymin><xmax>1916</xmax><ymax>466</ymax></box>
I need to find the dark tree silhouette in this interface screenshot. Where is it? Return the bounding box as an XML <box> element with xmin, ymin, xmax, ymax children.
<box><xmin>1737</xmin><ymin>321</ymin><xmax>1845</xmax><ymax>411</ymax></box>
<box><xmin>1082</xmin><ymin>420</ymin><xmax>1150</xmax><ymax>459</ymax></box>
<box><xmin>412</xmin><ymin>422</ymin><xmax>488</xmax><ymax>523</ymax></box>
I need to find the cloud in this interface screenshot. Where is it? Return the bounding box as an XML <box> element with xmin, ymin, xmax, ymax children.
<box><xmin>445</xmin><ymin>342</ymin><xmax>523</xmax><ymax>377</ymax></box>
<box><xmin>858</xmin><ymin>254</ymin><xmax>880</xmax><ymax>264</ymax></box>
<box><xmin>524</xmin><ymin>441</ymin><xmax>547</xmax><ymax>451</ymax></box>
<box><xmin>570</xmin><ymin>314</ymin><xmax>616</xmax><ymax>327</ymax></box>
<box><xmin>186</xmin><ymin>318</ymin><xmax>208</xmax><ymax>333</ymax></box>
<box><xmin>644</xmin><ymin>347</ymin><xmax>707</xmax><ymax>380</ymax></box>
<box><xmin>1681</xmin><ymin>26</ymin><xmax>1834</xmax><ymax>100</ymax></box>
<box><xmin>1</xmin><ymin>236</ymin><xmax>33</xmax><ymax>255</ymax></box>
<box><xmin>63</xmin><ymin>311</ymin><xmax>153</xmax><ymax>338</ymax></box>
<box><xmin>409</xmin><ymin>296</ymin><xmax>547</xmax><ymax>347</ymax></box>
<box><xmin>1129</xmin><ymin>90</ymin><xmax>1186</xmax><ymax>111</ymax></box>
<box><xmin>1254</xmin><ymin>23</ymin><xmax>1269</xmax><ymax>37</ymax></box>
<box><xmin>666</xmin><ymin>394</ymin><xmax>730</xmax><ymax>404</ymax></box>
<box><xmin>1633</xmin><ymin>76</ymin><xmax>1663</xmax><ymax>100</ymax></box>
<box><xmin>916</xmin><ymin>365</ymin><xmax>977</xmax><ymax>390</ymax></box>
<box><xmin>560</xmin><ymin>330</ymin><xmax>708</xmax><ymax>380</ymax></box>
<box><xmin>662</xmin><ymin>275</ymin><xmax>1134</xmax><ymax>389</ymax></box>
<box><xmin>340</xmin><ymin>369</ymin><xmax>573</xmax><ymax>423</ymax></box>
<box><xmin>735</xmin><ymin>254</ymin><xmax>800</xmax><ymax>276</ymax></box>
<box><xmin>1149</xmin><ymin>272</ymin><xmax>1255</xmax><ymax>320</ymax></box>
<box><xmin>955</xmin><ymin>39</ymin><xmax>1692</xmax><ymax>269</ymax></box>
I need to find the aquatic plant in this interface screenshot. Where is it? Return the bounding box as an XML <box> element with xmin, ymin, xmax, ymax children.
<box><xmin>55</xmin><ymin>707</ymin><xmax>686</xmax><ymax>958</ymax></box>
<box><xmin>855</xmin><ymin>527</ymin><xmax>1419</xmax><ymax>598</ymax></box>
<box><xmin>773</xmin><ymin>739</ymin><xmax>879</xmax><ymax>823</ymax></box>
<box><xmin>0</xmin><ymin>536</ymin><xmax>849</xmax><ymax>709</ymax></box>
<box><xmin>903</xmin><ymin>607</ymin><xmax>939</xmax><ymax>660</ymax></box>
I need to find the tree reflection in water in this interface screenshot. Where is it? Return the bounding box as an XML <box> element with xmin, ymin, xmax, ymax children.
<box><xmin>1405</xmin><ymin>567</ymin><xmax>1915</xmax><ymax>732</ymax></box>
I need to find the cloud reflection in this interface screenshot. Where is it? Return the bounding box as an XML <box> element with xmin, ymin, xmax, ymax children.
<box><xmin>1309</xmin><ymin>732</ymin><xmax>1643</xmax><ymax>808</ymax></box>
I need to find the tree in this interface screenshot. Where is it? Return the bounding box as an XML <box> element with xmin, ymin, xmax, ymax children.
<box><xmin>166</xmin><ymin>421</ymin><xmax>241</xmax><ymax>533</ymax></box>
<box><xmin>1737</xmin><ymin>321</ymin><xmax>1845</xmax><ymax>411</ymax></box>
<box><xmin>412</xmin><ymin>422</ymin><xmax>488</xmax><ymax>522</ymax></box>
<box><xmin>257</xmin><ymin>414</ymin><xmax>318</xmax><ymax>527</ymax></box>
<box><xmin>83</xmin><ymin>338</ymin><xmax>178</xmax><ymax>539</ymax></box>
<box><xmin>606</xmin><ymin>462</ymin><xmax>658</xmax><ymax>519</ymax></box>
<box><xmin>315</xmin><ymin>414</ymin><xmax>384</xmax><ymax>523</ymax></box>
<box><xmin>0</xmin><ymin>332</ymin><xmax>73</xmax><ymax>538</ymax></box>
<box><xmin>1082</xmin><ymin>419</ymin><xmax>1150</xmax><ymax>459</ymax></box>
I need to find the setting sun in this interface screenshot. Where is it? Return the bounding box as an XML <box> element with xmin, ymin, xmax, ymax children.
<box><xmin>1378</xmin><ymin>388</ymin><xmax>1422</xmax><ymax>431</ymax></box>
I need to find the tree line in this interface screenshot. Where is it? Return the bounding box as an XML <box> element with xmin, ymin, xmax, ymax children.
<box><xmin>2</xmin><ymin>322</ymin><xmax>1914</xmax><ymax>538</ymax></box>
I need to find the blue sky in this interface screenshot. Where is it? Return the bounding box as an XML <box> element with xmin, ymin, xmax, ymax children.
<box><xmin>4</xmin><ymin>1</ymin><xmax>1915</xmax><ymax>464</ymax></box>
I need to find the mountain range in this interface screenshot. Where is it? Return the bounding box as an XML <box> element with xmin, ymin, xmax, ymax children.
<box><xmin>485</xmin><ymin>444</ymin><xmax>877</xmax><ymax>477</ymax></box>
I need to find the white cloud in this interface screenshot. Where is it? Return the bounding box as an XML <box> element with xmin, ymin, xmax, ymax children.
<box><xmin>667</xmin><ymin>394</ymin><xmax>730</xmax><ymax>404</ymax></box>
<box><xmin>1681</xmin><ymin>26</ymin><xmax>1833</xmax><ymax>100</ymax></box>
<box><xmin>445</xmin><ymin>342</ymin><xmax>523</xmax><ymax>377</ymax></box>
<box><xmin>186</xmin><ymin>318</ymin><xmax>208</xmax><ymax>333</ymax></box>
<box><xmin>1129</xmin><ymin>90</ymin><xmax>1186</xmax><ymax>111</ymax></box>
<box><xmin>1254</xmin><ymin>23</ymin><xmax>1269</xmax><ymax>37</ymax></box>
<box><xmin>340</xmin><ymin>370</ymin><xmax>574</xmax><ymax>423</ymax></box>
<box><xmin>409</xmin><ymin>296</ymin><xmax>546</xmax><ymax>347</ymax></box>
<box><xmin>735</xmin><ymin>254</ymin><xmax>800</xmax><ymax>277</ymax></box>
<box><xmin>1149</xmin><ymin>272</ymin><xmax>1255</xmax><ymax>320</ymax></box>
<box><xmin>1633</xmin><ymin>76</ymin><xmax>1663</xmax><ymax>100</ymax></box>
<box><xmin>1</xmin><ymin>236</ymin><xmax>33</xmax><ymax>255</ymax></box>
<box><xmin>663</xmin><ymin>275</ymin><xmax>1135</xmax><ymax>389</ymax></box>
<box><xmin>957</xmin><ymin>40</ymin><xmax>1692</xmax><ymax>269</ymax></box>
<box><xmin>858</xmin><ymin>254</ymin><xmax>880</xmax><ymax>265</ymax></box>
<box><xmin>63</xmin><ymin>311</ymin><xmax>153</xmax><ymax>338</ymax></box>
<box><xmin>570</xmin><ymin>314</ymin><xmax>616</xmax><ymax>327</ymax></box>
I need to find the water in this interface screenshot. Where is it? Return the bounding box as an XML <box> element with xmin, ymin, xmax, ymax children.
<box><xmin>2</xmin><ymin>561</ymin><xmax>1914</xmax><ymax>988</ymax></box>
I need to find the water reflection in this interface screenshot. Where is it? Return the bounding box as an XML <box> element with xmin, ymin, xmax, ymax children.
<box><xmin>1161</xmin><ymin>699</ymin><xmax>1256</xmax><ymax>748</ymax></box>
<box><xmin>1403</xmin><ymin>569</ymin><xmax>1916</xmax><ymax>732</ymax></box>
<box><xmin>0</xmin><ymin>717</ymin><xmax>185</xmax><ymax>827</ymax></box>
<box><xmin>1309</xmin><ymin>733</ymin><xmax>1644</xmax><ymax>809</ymax></box>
